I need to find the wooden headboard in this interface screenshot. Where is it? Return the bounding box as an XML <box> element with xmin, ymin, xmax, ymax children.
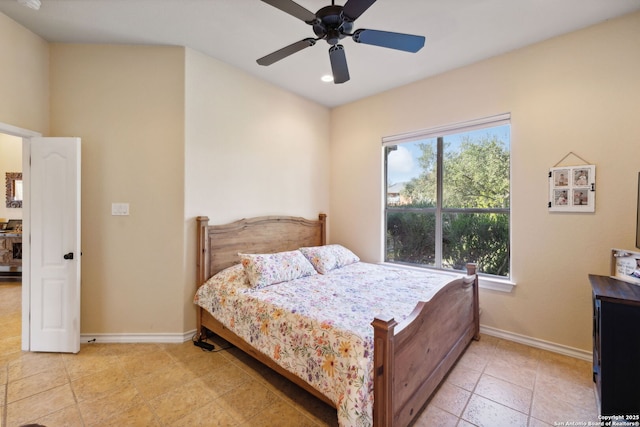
<box><xmin>196</xmin><ymin>214</ymin><xmax>327</xmax><ymax>287</ymax></box>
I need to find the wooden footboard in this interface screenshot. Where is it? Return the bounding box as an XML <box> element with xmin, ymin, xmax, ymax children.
<box><xmin>196</xmin><ymin>215</ymin><xmax>479</xmax><ymax>427</ymax></box>
<box><xmin>372</xmin><ymin>263</ymin><xmax>479</xmax><ymax>427</ymax></box>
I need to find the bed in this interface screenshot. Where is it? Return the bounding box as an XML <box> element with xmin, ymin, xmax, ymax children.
<box><xmin>194</xmin><ymin>214</ymin><xmax>479</xmax><ymax>427</ymax></box>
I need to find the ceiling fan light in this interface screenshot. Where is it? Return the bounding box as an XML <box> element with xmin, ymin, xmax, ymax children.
<box><xmin>321</xmin><ymin>74</ymin><xmax>334</xmax><ymax>83</ymax></box>
<box><xmin>17</xmin><ymin>0</ymin><xmax>41</xmax><ymax>10</ymax></box>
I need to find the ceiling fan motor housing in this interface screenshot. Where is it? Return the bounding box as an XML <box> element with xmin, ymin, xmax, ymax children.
<box><xmin>312</xmin><ymin>5</ymin><xmax>353</xmax><ymax>45</ymax></box>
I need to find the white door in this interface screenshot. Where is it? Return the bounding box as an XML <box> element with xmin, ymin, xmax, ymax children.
<box><xmin>29</xmin><ymin>137</ymin><xmax>81</xmax><ymax>353</ymax></box>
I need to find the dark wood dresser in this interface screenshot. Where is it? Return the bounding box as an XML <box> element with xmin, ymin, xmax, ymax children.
<box><xmin>589</xmin><ymin>274</ymin><xmax>640</xmax><ymax>416</ymax></box>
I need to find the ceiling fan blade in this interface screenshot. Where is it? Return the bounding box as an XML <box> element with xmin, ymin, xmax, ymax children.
<box><xmin>261</xmin><ymin>0</ymin><xmax>317</xmax><ymax>23</ymax></box>
<box><xmin>342</xmin><ymin>0</ymin><xmax>377</xmax><ymax>21</ymax></box>
<box><xmin>257</xmin><ymin>38</ymin><xmax>316</xmax><ymax>66</ymax></box>
<box><xmin>353</xmin><ymin>29</ymin><xmax>425</xmax><ymax>53</ymax></box>
<box><xmin>329</xmin><ymin>45</ymin><xmax>350</xmax><ymax>84</ymax></box>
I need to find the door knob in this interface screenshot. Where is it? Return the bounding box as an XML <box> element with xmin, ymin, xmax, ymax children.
<box><xmin>63</xmin><ymin>252</ymin><xmax>74</xmax><ymax>260</ymax></box>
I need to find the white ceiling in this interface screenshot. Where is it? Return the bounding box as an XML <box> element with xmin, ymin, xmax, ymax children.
<box><xmin>1</xmin><ymin>0</ymin><xmax>639</xmax><ymax>107</ymax></box>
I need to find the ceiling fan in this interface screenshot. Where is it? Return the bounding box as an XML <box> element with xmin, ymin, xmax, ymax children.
<box><xmin>257</xmin><ymin>0</ymin><xmax>425</xmax><ymax>84</ymax></box>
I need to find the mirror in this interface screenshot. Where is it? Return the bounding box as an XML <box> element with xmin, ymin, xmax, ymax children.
<box><xmin>5</xmin><ymin>172</ymin><xmax>22</xmax><ymax>208</ymax></box>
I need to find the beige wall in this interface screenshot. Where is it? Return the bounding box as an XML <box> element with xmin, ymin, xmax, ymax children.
<box><xmin>183</xmin><ymin>48</ymin><xmax>331</xmax><ymax>331</ymax></box>
<box><xmin>3</xmin><ymin>8</ymin><xmax>638</xmax><ymax>350</ymax></box>
<box><xmin>0</xmin><ymin>13</ymin><xmax>49</xmax><ymax>133</ymax></box>
<box><xmin>47</xmin><ymin>44</ymin><xmax>330</xmax><ymax>335</ymax></box>
<box><xmin>330</xmin><ymin>11</ymin><xmax>640</xmax><ymax>351</ymax></box>
<box><xmin>0</xmin><ymin>14</ymin><xmax>330</xmax><ymax>336</ymax></box>
<box><xmin>49</xmin><ymin>44</ymin><xmax>187</xmax><ymax>334</ymax></box>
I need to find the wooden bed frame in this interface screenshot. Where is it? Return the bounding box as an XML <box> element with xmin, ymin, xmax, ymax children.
<box><xmin>196</xmin><ymin>214</ymin><xmax>480</xmax><ymax>427</ymax></box>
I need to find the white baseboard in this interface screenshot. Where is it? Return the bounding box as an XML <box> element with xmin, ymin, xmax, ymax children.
<box><xmin>480</xmin><ymin>325</ymin><xmax>592</xmax><ymax>362</ymax></box>
<box><xmin>81</xmin><ymin>326</ymin><xmax>592</xmax><ymax>362</ymax></box>
<box><xmin>80</xmin><ymin>329</ymin><xmax>197</xmax><ymax>344</ymax></box>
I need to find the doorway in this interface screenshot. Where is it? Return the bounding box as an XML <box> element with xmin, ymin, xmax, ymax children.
<box><xmin>0</xmin><ymin>132</ymin><xmax>21</xmax><ymax>358</ymax></box>
<box><xmin>0</xmin><ymin>121</ymin><xmax>42</xmax><ymax>351</ymax></box>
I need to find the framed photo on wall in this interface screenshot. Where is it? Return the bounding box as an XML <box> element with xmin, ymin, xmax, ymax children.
<box><xmin>548</xmin><ymin>165</ymin><xmax>596</xmax><ymax>212</ymax></box>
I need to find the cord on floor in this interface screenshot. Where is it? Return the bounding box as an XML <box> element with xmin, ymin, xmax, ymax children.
<box><xmin>191</xmin><ymin>332</ymin><xmax>232</xmax><ymax>352</ymax></box>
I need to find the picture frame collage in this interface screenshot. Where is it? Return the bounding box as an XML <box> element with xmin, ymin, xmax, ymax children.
<box><xmin>548</xmin><ymin>164</ymin><xmax>596</xmax><ymax>212</ymax></box>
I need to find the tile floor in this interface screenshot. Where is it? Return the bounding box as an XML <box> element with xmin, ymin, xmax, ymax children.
<box><xmin>1</xmin><ymin>281</ymin><xmax>599</xmax><ymax>426</ymax></box>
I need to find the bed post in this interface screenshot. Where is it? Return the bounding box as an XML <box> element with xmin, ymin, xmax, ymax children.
<box><xmin>196</xmin><ymin>216</ymin><xmax>210</xmax><ymax>339</ymax></box>
<box><xmin>371</xmin><ymin>314</ymin><xmax>397</xmax><ymax>427</ymax></box>
<box><xmin>318</xmin><ymin>213</ymin><xmax>327</xmax><ymax>245</ymax></box>
<box><xmin>466</xmin><ymin>263</ymin><xmax>480</xmax><ymax>340</ymax></box>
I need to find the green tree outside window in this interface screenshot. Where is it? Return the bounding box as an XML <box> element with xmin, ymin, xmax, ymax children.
<box><xmin>385</xmin><ymin>123</ymin><xmax>510</xmax><ymax>277</ymax></box>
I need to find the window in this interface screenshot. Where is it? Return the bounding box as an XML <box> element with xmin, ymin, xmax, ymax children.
<box><xmin>384</xmin><ymin>114</ymin><xmax>511</xmax><ymax>278</ymax></box>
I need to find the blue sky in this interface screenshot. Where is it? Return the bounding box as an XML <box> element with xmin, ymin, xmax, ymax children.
<box><xmin>387</xmin><ymin>140</ymin><xmax>431</xmax><ymax>184</ymax></box>
<box><xmin>387</xmin><ymin>125</ymin><xmax>510</xmax><ymax>184</ymax></box>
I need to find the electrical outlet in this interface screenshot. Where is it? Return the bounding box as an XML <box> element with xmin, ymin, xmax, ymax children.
<box><xmin>111</xmin><ymin>203</ymin><xmax>129</xmax><ymax>216</ymax></box>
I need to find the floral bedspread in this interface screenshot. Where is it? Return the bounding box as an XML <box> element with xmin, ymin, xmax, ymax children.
<box><xmin>194</xmin><ymin>262</ymin><xmax>461</xmax><ymax>427</ymax></box>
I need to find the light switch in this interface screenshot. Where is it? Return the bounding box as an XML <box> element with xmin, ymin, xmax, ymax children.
<box><xmin>111</xmin><ymin>203</ymin><xmax>130</xmax><ymax>216</ymax></box>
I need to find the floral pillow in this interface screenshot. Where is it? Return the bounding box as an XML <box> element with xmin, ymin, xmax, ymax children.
<box><xmin>205</xmin><ymin>264</ymin><xmax>249</xmax><ymax>288</ymax></box>
<box><xmin>298</xmin><ymin>244</ymin><xmax>360</xmax><ymax>274</ymax></box>
<box><xmin>239</xmin><ymin>250</ymin><xmax>317</xmax><ymax>289</ymax></box>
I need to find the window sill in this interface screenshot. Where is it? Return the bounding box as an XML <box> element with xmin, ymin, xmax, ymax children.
<box><xmin>478</xmin><ymin>276</ymin><xmax>515</xmax><ymax>293</ymax></box>
<box><xmin>378</xmin><ymin>262</ymin><xmax>515</xmax><ymax>293</ymax></box>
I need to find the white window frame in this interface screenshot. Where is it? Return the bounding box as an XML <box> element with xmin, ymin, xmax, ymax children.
<box><xmin>382</xmin><ymin>113</ymin><xmax>515</xmax><ymax>292</ymax></box>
